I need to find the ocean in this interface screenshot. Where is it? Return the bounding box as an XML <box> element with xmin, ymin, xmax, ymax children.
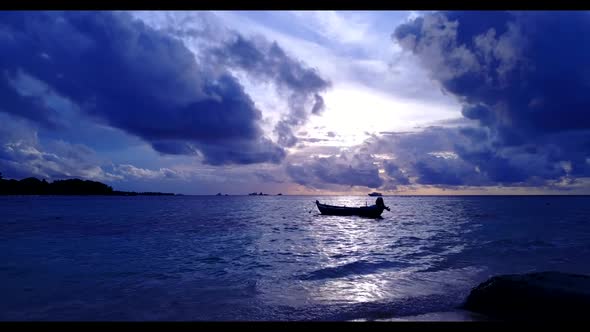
<box><xmin>1</xmin><ymin>195</ymin><xmax>590</xmax><ymax>321</ymax></box>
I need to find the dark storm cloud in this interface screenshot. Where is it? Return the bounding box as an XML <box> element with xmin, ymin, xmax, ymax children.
<box><xmin>0</xmin><ymin>11</ymin><xmax>285</xmax><ymax>165</ymax></box>
<box><xmin>365</xmin><ymin>127</ymin><xmax>485</xmax><ymax>186</ymax></box>
<box><xmin>363</xmin><ymin>125</ymin><xmax>581</xmax><ymax>187</ymax></box>
<box><xmin>390</xmin><ymin>11</ymin><xmax>590</xmax><ymax>187</ymax></box>
<box><xmin>0</xmin><ymin>71</ymin><xmax>60</xmax><ymax>129</ymax></box>
<box><xmin>412</xmin><ymin>154</ymin><xmax>482</xmax><ymax>186</ymax></box>
<box><xmin>286</xmin><ymin>152</ymin><xmax>383</xmax><ymax>189</ymax></box>
<box><xmin>209</xmin><ymin>34</ymin><xmax>331</xmax><ymax>147</ymax></box>
<box><xmin>383</xmin><ymin>162</ymin><xmax>410</xmax><ymax>185</ymax></box>
<box><xmin>364</xmin><ymin>127</ymin><xmax>572</xmax><ymax>187</ymax></box>
<box><xmin>195</xmin><ymin>137</ymin><xmax>286</xmax><ymax>166</ymax></box>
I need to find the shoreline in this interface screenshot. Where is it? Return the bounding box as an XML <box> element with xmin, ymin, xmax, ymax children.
<box><xmin>371</xmin><ymin>310</ymin><xmax>489</xmax><ymax>321</ymax></box>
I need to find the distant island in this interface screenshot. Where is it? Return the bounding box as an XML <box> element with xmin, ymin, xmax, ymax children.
<box><xmin>0</xmin><ymin>173</ymin><xmax>175</xmax><ymax>196</ymax></box>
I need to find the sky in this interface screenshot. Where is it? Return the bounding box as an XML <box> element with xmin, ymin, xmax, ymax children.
<box><xmin>1</xmin><ymin>10</ymin><xmax>590</xmax><ymax>195</ymax></box>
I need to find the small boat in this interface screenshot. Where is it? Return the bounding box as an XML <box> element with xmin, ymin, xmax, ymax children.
<box><xmin>316</xmin><ymin>197</ymin><xmax>390</xmax><ymax>218</ymax></box>
<box><xmin>368</xmin><ymin>192</ymin><xmax>382</xmax><ymax>197</ymax></box>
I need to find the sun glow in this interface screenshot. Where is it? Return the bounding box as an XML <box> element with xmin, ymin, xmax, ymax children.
<box><xmin>302</xmin><ymin>83</ymin><xmax>460</xmax><ymax>147</ymax></box>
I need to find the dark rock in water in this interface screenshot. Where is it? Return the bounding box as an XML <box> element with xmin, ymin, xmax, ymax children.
<box><xmin>463</xmin><ymin>271</ymin><xmax>590</xmax><ymax>320</ymax></box>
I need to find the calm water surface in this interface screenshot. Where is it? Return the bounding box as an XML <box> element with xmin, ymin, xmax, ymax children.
<box><xmin>1</xmin><ymin>195</ymin><xmax>590</xmax><ymax>320</ymax></box>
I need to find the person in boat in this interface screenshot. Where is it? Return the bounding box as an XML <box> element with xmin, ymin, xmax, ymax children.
<box><xmin>375</xmin><ymin>197</ymin><xmax>390</xmax><ymax>211</ymax></box>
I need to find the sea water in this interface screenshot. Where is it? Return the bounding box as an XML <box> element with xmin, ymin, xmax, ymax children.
<box><xmin>1</xmin><ymin>195</ymin><xmax>590</xmax><ymax>320</ymax></box>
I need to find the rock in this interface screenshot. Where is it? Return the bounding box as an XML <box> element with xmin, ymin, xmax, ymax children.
<box><xmin>463</xmin><ymin>271</ymin><xmax>590</xmax><ymax>320</ymax></box>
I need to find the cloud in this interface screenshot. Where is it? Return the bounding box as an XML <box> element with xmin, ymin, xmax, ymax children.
<box><xmin>291</xmin><ymin>11</ymin><xmax>373</xmax><ymax>45</ymax></box>
<box><xmin>194</xmin><ymin>137</ymin><xmax>286</xmax><ymax>166</ymax></box>
<box><xmin>206</xmin><ymin>11</ymin><xmax>459</xmax><ymax>138</ymax></box>
<box><xmin>393</xmin><ymin>11</ymin><xmax>590</xmax><ymax>139</ymax></box>
<box><xmin>207</xmin><ymin>33</ymin><xmax>331</xmax><ymax>147</ymax></box>
<box><xmin>383</xmin><ymin>162</ymin><xmax>410</xmax><ymax>185</ymax></box>
<box><xmin>412</xmin><ymin>154</ymin><xmax>482</xmax><ymax>186</ymax></box>
<box><xmin>299</xmin><ymin>137</ymin><xmax>329</xmax><ymax>143</ymax></box>
<box><xmin>143</xmin><ymin>12</ymin><xmax>332</xmax><ymax>149</ymax></box>
<box><xmin>286</xmin><ymin>151</ymin><xmax>383</xmax><ymax>189</ymax></box>
<box><xmin>0</xmin><ymin>113</ymin><xmax>200</xmax><ymax>186</ymax></box>
<box><xmin>0</xmin><ymin>114</ymin><xmax>121</xmax><ymax>181</ymax></box>
<box><xmin>347</xmin><ymin>125</ymin><xmax>539</xmax><ymax>188</ymax></box>
<box><xmin>359</xmin><ymin>125</ymin><xmax>580</xmax><ymax>188</ymax></box>
<box><xmin>254</xmin><ymin>171</ymin><xmax>285</xmax><ymax>184</ymax></box>
<box><xmin>389</xmin><ymin>11</ymin><xmax>590</xmax><ymax>188</ymax></box>
<box><xmin>0</xmin><ymin>11</ymin><xmax>286</xmax><ymax>165</ymax></box>
<box><xmin>114</xmin><ymin>164</ymin><xmax>180</xmax><ymax>180</ymax></box>
<box><xmin>362</xmin><ymin>126</ymin><xmax>485</xmax><ymax>187</ymax></box>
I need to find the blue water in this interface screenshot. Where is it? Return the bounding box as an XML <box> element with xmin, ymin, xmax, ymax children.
<box><xmin>1</xmin><ymin>195</ymin><xmax>590</xmax><ymax>321</ymax></box>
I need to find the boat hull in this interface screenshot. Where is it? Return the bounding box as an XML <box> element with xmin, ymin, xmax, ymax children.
<box><xmin>316</xmin><ymin>202</ymin><xmax>385</xmax><ymax>218</ymax></box>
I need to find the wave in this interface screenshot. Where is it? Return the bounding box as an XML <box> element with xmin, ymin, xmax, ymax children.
<box><xmin>298</xmin><ymin>260</ymin><xmax>411</xmax><ymax>281</ymax></box>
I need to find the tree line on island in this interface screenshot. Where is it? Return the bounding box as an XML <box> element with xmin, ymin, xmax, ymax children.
<box><xmin>0</xmin><ymin>172</ymin><xmax>175</xmax><ymax>196</ymax></box>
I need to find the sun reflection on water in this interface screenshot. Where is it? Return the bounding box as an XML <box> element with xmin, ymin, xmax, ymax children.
<box><xmin>297</xmin><ymin>196</ymin><xmax>476</xmax><ymax>306</ymax></box>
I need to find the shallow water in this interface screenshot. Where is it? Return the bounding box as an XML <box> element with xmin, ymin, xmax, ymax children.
<box><xmin>1</xmin><ymin>195</ymin><xmax>590</xmax><ymax>320</ymax></box>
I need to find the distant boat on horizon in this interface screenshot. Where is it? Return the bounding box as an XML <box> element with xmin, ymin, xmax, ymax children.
<box><xmin>368</xmin><ymin>192</ymin><xmax>382</xmax><ymax>197</ymax></box>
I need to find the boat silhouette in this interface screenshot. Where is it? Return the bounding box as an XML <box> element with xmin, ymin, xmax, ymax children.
<box><xmin>316</xmin><ymin>197</ymin><xmax>390</xmax><ymax>218</ymax></box>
